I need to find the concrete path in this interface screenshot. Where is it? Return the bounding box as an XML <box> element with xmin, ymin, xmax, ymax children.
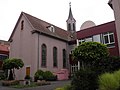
<box><xmin>0</xmin><ymin>80</ymin><xmax>70</xmax><ymax>90</ymax></box>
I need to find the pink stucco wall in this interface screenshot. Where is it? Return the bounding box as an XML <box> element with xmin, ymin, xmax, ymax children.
<box><xmin>9</xmin><ymin>14</ymin><xmax>69</xmax><ymax>80</ymax></box>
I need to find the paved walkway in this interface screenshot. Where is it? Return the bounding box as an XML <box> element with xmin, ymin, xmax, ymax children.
<box><xmin>0</xmin><ymin>80</ymin><xmax>70</xmax><ymax>90</ymax></box>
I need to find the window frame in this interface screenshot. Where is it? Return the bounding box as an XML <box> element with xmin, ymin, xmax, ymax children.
<box><xmin>41</xmin><ymin>44</ymin><xmax>47</xmax><ymax>67</ymax></box>
<box><xmin>63</xmin><ymin>49</ymin><xmax>66</xmax><ymax>68</ymax></box>
<box><xmin>103</xmin><ymin>32</ymin><xmax>115</xmax><ymax>47</ymax></box>
<box><xmin>53</xmin><ymin>47</ymin><xmax>58</xmax><ymax>67</ymax></box>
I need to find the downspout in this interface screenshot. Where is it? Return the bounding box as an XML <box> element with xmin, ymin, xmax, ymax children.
<box><xmin>37</xmin><ymin>33</ymin><xmax>40</xmax><ymax>70</ymax></box>
<box><xmin>76</xmin><ymin>39</ymin><xmax>80</xmax><ymax>70</ymax></box>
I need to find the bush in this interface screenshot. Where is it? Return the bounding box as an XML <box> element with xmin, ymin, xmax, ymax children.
<box><xmin>55</xmin><ymin>85</ymin><xmax>72</xmax><ymax>90</ymax></box>
<box><xmin>98</xmin><ymin>72</ymin><xmax>119</xmax><ymax>90</ymax></box>
<box><xmin>44</xmin><ymin>71</ymin><xmax>57</xmax><ymax>81</ymax></box>
<box><xmin>24</xmin><ymin>75</ymin><xmax>30</xmax><ymax>80</ymax></box>
<box><xmin>71</xmin><ymin>68</ymin><xmax>98</xmax><ymax>90</ymax></box>
<box><xmin>34</xmin><ymin>70</ymin><xmax>44</xmax><ymax>81</ymax></box>
<box><xmin>114</xmin><ymin>70</ymin><xmax>120</xmax><ymax>84</ymax></box>
<box><xmin>0</xmin><ymin>73</ymin><xmax>6</xmax><ymax>80</ymax></box>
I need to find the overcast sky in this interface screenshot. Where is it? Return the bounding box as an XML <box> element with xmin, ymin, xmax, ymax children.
<box><xmin>0</xmin><ymin>0</ymin><xmax>114</xmax><ymax>40</ymax></box>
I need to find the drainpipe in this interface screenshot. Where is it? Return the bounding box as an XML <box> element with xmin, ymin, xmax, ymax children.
<box><xmin>37</xmin><ymin>33</ymin><xmax>40</xmax><ymax>70</ymax></box>
<box><xmin>76</xmin><ymin>39</ymin><xmax>80</xmax><ymax>70</ymax></box>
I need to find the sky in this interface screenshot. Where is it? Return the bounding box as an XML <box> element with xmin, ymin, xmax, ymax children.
<box><xmin>0</xmin><ymin>0</ymin><xmax>114</xmax><ymax>41</ymax></box>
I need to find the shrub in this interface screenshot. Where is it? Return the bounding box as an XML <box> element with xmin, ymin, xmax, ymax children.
<box><xmin>44</xmin><ymin>71</ymin><xmax>57</xmax><ymax>81</ymax></box>
<box><xmin>34</xmin><ymin>70</ymin><xmax>44</xmax><ymax>81</ymax></box>
<box><xmin>24</xmin><ymin>75</ymin><xmax>30</xmax><ymax>80</ymax></box>
<box><xmin>71</xmin><ymin>68</ymin><xmax>98</xmax><ymax>90</ymax></box>
<box><xmin>98</xmin><ymin>72</ymin><xmax>119</xmax><ymax>90</ymax></box>
<box><xmin>0</xmin><ymin>73</ymin><xmax>6</xmax><ymax>80</ymax></box>
<box><xmin>113</xmin><ymin>70</ymin><xmax>120</xmax><ymax>89</ymax></box>
<box><xmin>55</xmin><ymin>85</ymin><xmax>72</xmax><ymax>90</ymax></box>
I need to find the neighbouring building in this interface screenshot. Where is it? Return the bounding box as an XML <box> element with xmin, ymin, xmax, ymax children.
<box><xmin>9</xmin><ymin>1</ymin><xmax>120</xmax><ymax>80</ymax></box>
<box><xmin>0</xmin><ymin>40</ymin><xmax>9</xmax><ymax>73</ymax></box>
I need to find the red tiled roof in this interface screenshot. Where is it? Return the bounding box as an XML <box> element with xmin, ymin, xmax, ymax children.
<box><xmin>0</xmin><ymin>44</ymin><xmax>9</xmax><ymax>52</ymax></box>
<box><xmin>23</xmin><ymin>12</ymin><xmax>69</xmax><ymax>41</ymax></box>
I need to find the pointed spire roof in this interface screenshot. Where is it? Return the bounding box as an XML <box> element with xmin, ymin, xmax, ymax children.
<box><xmin>66</xmin><ymin>2</ymin><xmax>76</xmax><ymax>22</ymax></box>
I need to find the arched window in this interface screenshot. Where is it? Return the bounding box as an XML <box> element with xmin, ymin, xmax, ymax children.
<box><xmin>68</xmin><ymin>23</ymin><xmax>71</xmax><ymax>31</ymax></box>
<box><xmin>63</xmin><ymin>49</ymin><xmax>66</xmax><ymax>68</ymax></box>
<box><xmin>21</xmin><ymin>20</ymin><xmax>24</xmax><ymax>30</ymax></box>
<box><xmin>73</xmin><ymin>23</ymin><xmax>75</xmax><ymax>31</ymax></box>
<box><xmin>53</xmin><ymin>47</ymin><xmax>57</xmax><ymax>67</ymax></box>
<box><xmin>41</xmin><ymin>44</ymin><xmax>47</xmax><ymax>67</ymax></box>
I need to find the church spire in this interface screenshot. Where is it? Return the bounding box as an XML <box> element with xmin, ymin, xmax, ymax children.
<box><xmin>66</xmin><ymin>2</ymin><xmax>76</xmax><ymax>32</ymax></box>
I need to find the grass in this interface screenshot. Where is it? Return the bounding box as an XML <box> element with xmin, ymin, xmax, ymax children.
<box><xmin>55</xmin><ymin>85</ymin><xmax>72</xmax><ymax>90</ymax></box>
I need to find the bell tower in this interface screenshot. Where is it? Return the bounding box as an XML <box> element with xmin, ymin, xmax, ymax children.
<box><xmin>66</xmin><ymin>2</ymin><xmax>76</xmax><ymax>32</ymax></box>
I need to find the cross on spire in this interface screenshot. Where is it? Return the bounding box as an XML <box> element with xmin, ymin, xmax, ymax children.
<box><xmin>69</xmin><ymin>2</ymin><xmax>71</xmax><ymax>7</ymax></box>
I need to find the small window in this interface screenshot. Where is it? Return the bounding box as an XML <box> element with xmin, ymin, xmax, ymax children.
<box><xmin>21</xmin><ymin>20</ymin><xmax>24</xmax><ymax>30</ymax></box>
<box><xmin>103</xmin><ymin>32</ymin><xmax>115</xmax><ymax>47</ymax></box>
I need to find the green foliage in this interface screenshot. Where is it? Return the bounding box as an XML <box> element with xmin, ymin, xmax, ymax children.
<box><xmin>113</xmin><ymin>70</ymin><xmax>120</xmax><ymax>89</ymax></box>
<box><xmin>3</xmin><ymin>58</ymin><xmax>24</xmax><ymax>70</ymax></box>
<box><xmin>24</xmin><ymin>75</ymin><xmax>31</xmax><ymax>80</ymax></box>
<box><xmin>34</xmin><ymin>70</ymin><xmax>44</xmax><ymax>81</ymax></box>
<box><xmin>55</xmin><ymin>85</ymin><xmax>72</xmax><ymax>90</ymax></box>
<box><xmin>99</xmin><ymin>72</ymin><xmax>119</xmax><ymax>90</ymax></box>
<box><xmin>0</xmin><ymin>73</ymin><xmax>6</xmax><ymax>80</ymax></box>
<box><xmin>2</xmin><ymin>58</ymin><xmax>24</xmax><ymax>80</ymax></box>
<box><xmin>34</xmin><ymin>70</ymin><xmax>57</xmax><ymax>81</ymax></box>
<box><xmin>71</xmin><ymin>68</ymin><xmax>98</xmax><ymax>90</ymax></box>
<box><xmin>44</xmin><ymin>71</ymin><xmax>57</xmax><ymax>81</ymax></box>
<box><xmin>72</xmin><ymin>42</ymin><xmax>109</xmax><ymax>65</ymax></box>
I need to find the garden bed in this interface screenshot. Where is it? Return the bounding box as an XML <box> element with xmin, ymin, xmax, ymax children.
<box><xmin>1</xmin><ymin>80</ymin><xmax>51</xmax><ymax>88</ymax></box>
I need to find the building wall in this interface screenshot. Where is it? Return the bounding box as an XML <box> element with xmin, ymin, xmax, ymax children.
<box><xmin>77</xmin><ymin>21</ymin><xmax>119</xmax><ymax>56</ymax></box>
<box><xmin>10</xmin><ymin>14</ymin><xmax>69</xmax><ymax>80</ymax></box>
<box><xmin>9</xmin><ymin>15</ymin><xmax>37</xmax><ymax>80</ymax></box>
<box><xmin>111</xmin><ymin>0</ymin><xmax>120</xmax><ymax>55</ymax></box>
<box><xmin>36</xmin><ymin>33</ymin><xmax>68</xmax><ymax>73</ymax></box>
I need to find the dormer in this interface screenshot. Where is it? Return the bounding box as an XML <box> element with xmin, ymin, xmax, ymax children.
<box><xmin>47</xmin><ymin>25</ymin><xmax>55</xmax><ymax>33</ymax></box>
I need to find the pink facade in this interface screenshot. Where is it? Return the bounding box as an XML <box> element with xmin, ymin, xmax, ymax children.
<box><xmin>9</xmin><ymin>12</ymin><xmax>70</xmax><ymax>80</ymax></box>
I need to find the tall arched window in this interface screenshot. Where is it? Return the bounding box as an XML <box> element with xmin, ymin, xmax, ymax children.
<box><xmin>41</xmin><ymin>44</ymin><xmax>47</xmax><ymax>67</ymax></box>
<box><xmin>53</xmin><ymin>47</ymin><xmax>57</xmax><ymax>67</ymax></box>
<box><xmin>63</xmin><ymin>49</ymin><xmax>66</xmax><ymax>68</ymax></box>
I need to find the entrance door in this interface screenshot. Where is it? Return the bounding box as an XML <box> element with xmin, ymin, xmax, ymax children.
<box><xmin>26</xmin><ymin>67</ymin><xmax>30</xmax><ymax>76</ymax></box>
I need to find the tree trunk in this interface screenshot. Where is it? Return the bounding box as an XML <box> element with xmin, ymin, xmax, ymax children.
<box><xmin>8</xmin><ymin>69</ymin><xmax>14</xmax><ymax>80</ymax></box>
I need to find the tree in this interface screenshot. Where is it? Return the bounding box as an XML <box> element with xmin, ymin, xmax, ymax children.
<box><xmin>71</xmin><ymin>42</ymin><xmax>109</xmax><ymax>90</ymax></box>
<box><xmin>72</xmin><ymin>42</ymin><xmax>109</xmax><ymax>67</ymax></box>
<box><xmin>2</xmin><ymin>58</ymin><xmax>24</xmax><ymax>80</ymax></box>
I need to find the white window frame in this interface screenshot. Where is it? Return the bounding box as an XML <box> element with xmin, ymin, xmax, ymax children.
<box><xmin>103</xmin><ymin>32</ymin><xmax>115</xmax><ymax>47</ymax></box>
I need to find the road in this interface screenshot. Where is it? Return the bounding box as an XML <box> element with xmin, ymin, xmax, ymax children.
<box><xmin>0</xmin><ymin>80</ymin><xmax>70</xmax><ymax>90</ymax></box>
